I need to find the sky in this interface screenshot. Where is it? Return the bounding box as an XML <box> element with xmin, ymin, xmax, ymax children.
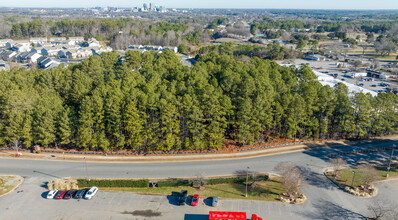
<box><xmin>1</xmin><ymin>0</ymin><xmax>398</xmax><ymax>9</ymax></box>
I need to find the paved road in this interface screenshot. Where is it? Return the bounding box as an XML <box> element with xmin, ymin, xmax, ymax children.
<box><xmin>0</xmin><ymin>139</ymin><xmax>397</xmax><ymax>220</ymax></box>
<box><xmin>0</xmin><ymin>139</ymin><xmax>396</xmax><ymax>179</ymax></box>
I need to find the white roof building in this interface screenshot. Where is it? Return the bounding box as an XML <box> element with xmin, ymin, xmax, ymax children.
<box><xmin>0</xmin><ymin>39</ymin><xmax>13</xmax><ymax>47</ymax></box>
<box><xmin>314</xmin><ymin>70</ymin><xmax>377</xmax><ymax>97</ymax></box>
<box><xmin>30</xmin><ymin>38</ymin><xmax>48</xmax><ymax>44</ymax></box>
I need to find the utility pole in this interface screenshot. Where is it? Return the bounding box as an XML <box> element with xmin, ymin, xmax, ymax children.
<box><xmin>245</xmin><ymin>166</ymin><xmax>249</xmax><ymax>197</ymax></box>
<box><xmin>386</xmin><ymin>149</ymin><xmax>394</xmax><ymax>178</ymax></box>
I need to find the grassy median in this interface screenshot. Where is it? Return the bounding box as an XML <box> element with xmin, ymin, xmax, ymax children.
<box><xmin>100</xmin><ymin>177</ymin><xmax>285</xmax><ymax>202</ymax></box>
<box><xmin>325</xmin><ymin>164</ymin><xmax>398</xmax><ymax>188</ymax></box>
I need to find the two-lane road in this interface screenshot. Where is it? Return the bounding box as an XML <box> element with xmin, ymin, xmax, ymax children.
<box><xmin>1</xmin><ymin>139</ymin><xmax>398</xmax><ymax>220</ymax></box>
<box><xmin>0</xmin><ymin>139</ymin><xmax>396</xmax><ymax>179</ymax></box>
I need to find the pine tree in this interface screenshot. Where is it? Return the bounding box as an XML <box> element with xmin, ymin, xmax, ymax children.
<box><xmin>124</xmin><ymin>101</ymin><xmax>145</xmax><ymax>151</ymax></box>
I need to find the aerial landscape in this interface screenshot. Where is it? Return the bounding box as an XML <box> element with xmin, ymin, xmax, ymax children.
<box><xmin>0</xmin><ymin>0</ymin><xmax>398</xmax><ymax>219</ymax></box>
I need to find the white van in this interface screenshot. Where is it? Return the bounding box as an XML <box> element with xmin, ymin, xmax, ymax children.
<box><xmin>84</xmin><ymin>186</ymin><xmax>98</xmax><ymax>200</ymax></box>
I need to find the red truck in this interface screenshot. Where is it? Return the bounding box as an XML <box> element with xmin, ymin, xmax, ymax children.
<box><xmin>209</xmin><ymin>211</ymin><xmax>263</xmax><ymax>220</ymax></box>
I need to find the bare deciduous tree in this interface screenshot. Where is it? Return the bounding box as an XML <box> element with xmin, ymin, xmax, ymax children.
<box><xmin>275</xmin><ymin>162</ymin><xmax>302</xmax><ymax>195</ymax></box>
<box><xmin>357</xmin><ymin>165</ymin><xmax>379</xmax><ymax>187</ymax></box>
<box><xmin>329</xmin><ymin>158</ymin><xmax>347</xmax><ymax>177</ymax></box>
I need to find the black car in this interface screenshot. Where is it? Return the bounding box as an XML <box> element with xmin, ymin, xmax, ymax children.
<box><xmin>178</xmin><ymin>190</ymin><xmax>188</xmax><ymax>206</ymax></box>
<box><xmin>63</xmin><ymin>190</ymin><xmax>76</xmax><ymax>199</ymax></box>
<box><xmin>73</xmin><ymin>188</ymin><xmax>89</xmax><ymax>199</ymax></box>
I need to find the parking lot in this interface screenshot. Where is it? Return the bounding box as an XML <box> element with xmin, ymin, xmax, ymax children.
<box><xmin>2</xmin><ymin>176</ymin><xmax>398</xmax><ymax>220</ymax></box>
<box><xmin>278</xmin><ymin>59</ymin><xmax>398</xmax><ymax>94</ymax></box>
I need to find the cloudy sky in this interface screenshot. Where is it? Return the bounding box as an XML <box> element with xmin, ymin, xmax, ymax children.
<box><xmin>1</xmin><ymin>0</ymin><xmax>398</xmax><ymax>9</ymax></box>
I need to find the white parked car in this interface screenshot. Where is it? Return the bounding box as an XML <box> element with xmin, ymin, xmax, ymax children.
<box><xmin>47</xmin><ymin>190</ymin><xmax>58</xmax><ymax>199</ymax></box>
<box><xmin>84</xmin><ymin>186</ymin><xmax>98</xmax><ymax>200</ymax></box>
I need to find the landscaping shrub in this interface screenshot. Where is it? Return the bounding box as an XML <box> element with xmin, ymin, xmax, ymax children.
<box><xmin>77</xmin><ymin>179</ymin><xmax>149</xmax><ymax>188</ymax></box>
<box><xmin>48</xmin><ymin>178</ymin><xmax>78</xmax><ymax>190</ymax></box>
<box><xmin>76</xmin><ymin>175</ymin><xmax>268</xmax><ymax>188</ymax></box>
<box><xmin>157</xmin><ymin>179</ymin><xmax>190</xmax><ymax>187</ymax></box>
<box><xmin>207</xmin><ymin>175</ymin><xmax>268</xmax><ymax>185</ymax></box>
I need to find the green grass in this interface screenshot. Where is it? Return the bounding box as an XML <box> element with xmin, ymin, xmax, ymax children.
<box><xmin>0</xmin><ymin>175</ymin><xmax>20</xmax><ymax>196</ymax></box>
<box><xmin>325</xmin><ymin>164</ymin><xmax>398</xmax><ymax>188</ymax></box>
<box><xmin>100</xmin><ymin>177</ymin><xmax>285</xmax><ymax>202</ymax></box>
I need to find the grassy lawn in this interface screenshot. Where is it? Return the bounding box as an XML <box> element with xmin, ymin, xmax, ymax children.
<box><xmin>325</xmin><ymin>164</ymin><xmax>398</xmax><ymax>188</ymax></box>
<box><xmin>0</xmin><ymin>175</ymin><xmax>22</xmax><ymax>196</ymax></box>
<box><xmin>100</xmin><ymin>177</ymin><xmax>285</xmax><ymax>202</ymax></box>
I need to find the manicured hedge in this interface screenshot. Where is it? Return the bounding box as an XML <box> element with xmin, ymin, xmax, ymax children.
<box><xmin>77</xmin><ymin>179</ymin><xmax>149</xmax><ymax>188</ymax></box>
<box><xmin>77</xmin><ymin>175</ymin><xmax>269</xmax><ymax>188</ymax></box>
<box><xmin>157</xmin><ymin>179</ymin><xmax>190</xmax><ymax>187</ymax></box>
<box><xmin>207</xmin><ymin>175</ymin><xmax>268</xmax><ymax>185</ymax></box>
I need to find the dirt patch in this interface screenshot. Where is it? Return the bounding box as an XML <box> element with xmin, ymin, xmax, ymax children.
<box><xmin>121</xmin><ymin>210</ymin><xmax>162</xmax><ymax>217</ymax></box>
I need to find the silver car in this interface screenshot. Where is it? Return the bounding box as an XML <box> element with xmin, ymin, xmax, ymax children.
<box><xmin>212</xmin><ymin>196</ymin><xmax>219</xmax><ymax>207</ymax></box>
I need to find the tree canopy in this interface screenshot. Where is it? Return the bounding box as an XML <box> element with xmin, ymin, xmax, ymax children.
<box><xmin>0</xmin><ymin>50</ymin><xmax>397</xmax><ymax>152</ymax></box>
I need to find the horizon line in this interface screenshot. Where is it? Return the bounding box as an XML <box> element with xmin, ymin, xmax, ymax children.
<box><xmin>1</xmin><ymin>6</ymin><xmax>398</xmax><ymax>10</ymax></box>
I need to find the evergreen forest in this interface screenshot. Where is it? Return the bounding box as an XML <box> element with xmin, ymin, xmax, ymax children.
<box><xmin>0</xmin><ymin>49</ymin><xmax>397</xmax><ymax>152</ymax></box>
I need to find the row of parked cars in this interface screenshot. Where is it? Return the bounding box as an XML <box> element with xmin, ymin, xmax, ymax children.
<box><xmin>47</xmin><ymin>186</ymin><xmax>98</xmax><ymax>200</ymax></box>
<box><xmin>177</xmin><ymin>190</ymin><xmax>218</xmax><ymax>207</ymax></box>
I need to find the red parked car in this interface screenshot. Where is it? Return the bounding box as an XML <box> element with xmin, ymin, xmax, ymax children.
<box><xmin>63</xmin><ymin>190</ymin><xmax>76</xmax><ymax>199</ymax></box>
<box><xmin>191</xmin><ymin>194</ymin><xmax>200</xmax><ymax>206</ymax></box>
<box><xmin>55</xmin><ymin>190</ymin><xmax>67</xmax><ymax>199</ymax></box>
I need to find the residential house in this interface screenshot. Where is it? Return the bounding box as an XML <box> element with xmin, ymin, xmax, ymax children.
<box><xmin>163</xmin><ymin>46</ymin><xmax>178</xmax><ymax>53</ymax></box>
<box><xmin>30</xmin><ymin>38</ymin><xmax>48</xmax><ymax>44</ymax></box>
<box><xmin>6</xmin><ymin>42</ymin><xmax>13</xmax><ymax>49</ymax></box>
<box><xmin>308</xmin><ymin>54</ymin><xmax>326</xmax><ymax>61</ymax></box>
<box><xmin>82</xmin><ymin>38</ymin><xmax>101</xmax><ymax>47</ymax></box>
<box><xmin>16</xmin><ymin>51</ymin><xmax>41</xmax><ymax>63</ymax></box>
<box><xmin>37</xmin><ymin>56</ymin><xmax>60</xmax><ymax>69</ymax></box>
<box><xmin>65</xmin><ymin>50</ymin><xmax>79</xmax><ymax>59</ymax></box>
<box><xmin>0</xmin><ymin>60</ymin><xmax>10</xmax><ymax>71</ymax></box>
<box><xmin>50</xmin><ymin>37</ymin><xmax>67</xmax><ymax>44</ymax></box>
<box><xmin>11</xmin><ymin>43</ymin><xmax>31</xmax><ymax>52</ymax></box>
<box><xmin>0</xmin><ymin>39</ymin><xmax>12</xmax><ymax>47</ymax></box>
<box><xmin>0</xmin><ymin>50</ymin><xmax>17</xmax><ymax>61</ymax></box>
<box><xmin>68</xmin><ymin>37</ymin><xmax>85</xmax><ymax>45</ymax></box>
<box><xmin>153</xmin><ymin>46</ymin><xmax>163</xmax><ymax>51</ymax></box>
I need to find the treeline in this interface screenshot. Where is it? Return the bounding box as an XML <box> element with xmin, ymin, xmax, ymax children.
<box><xmin>9</xmin><ymin>18</ymin><xmax>209</xmax><ymax>49</ymax></box>
<box><xmin>197</xmin><ymin>43</ymin><xmax>301</xmax><ymax>60</ymax></box>
<box><xmin>0</xmin><ymin>50</ymin><xmax>397</xmax><ymax>152</ymax></box>
<box><xmin>251</xmin><ymin>17</ymin><xmax>397</xmax><ymax>34</ymax></box>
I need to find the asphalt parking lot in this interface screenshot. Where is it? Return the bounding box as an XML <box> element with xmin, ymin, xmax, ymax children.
<box><xmin>1</xmin><ymin>175</ymin><xmax>398</xmax><ymax>220</ymax></box>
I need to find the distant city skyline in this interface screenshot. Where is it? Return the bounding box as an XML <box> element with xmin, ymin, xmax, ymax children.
<box><xmin>1</xmin><ymin>0</ymin><xmax>398</xmax><ymax>9</ymax></box>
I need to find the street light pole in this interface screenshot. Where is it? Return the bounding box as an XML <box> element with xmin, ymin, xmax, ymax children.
<box><xmin>351</xmin><ymin>171</ymin><xmax>356</xmax><ymax>188</ymax></box>
<box><xmin>245</xmin><ymin>166</ymin><xmax>249</xmax><ymax>197</ymax></box>
<box><xmin>386</xmin><ymin>149</ymin><xmax>394</xmax><ymax>178</ymax></box>
<box><xmin>84</xmin><ymin>157</ymin><xmax>90</xmax><ymax>181</ymax></box>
